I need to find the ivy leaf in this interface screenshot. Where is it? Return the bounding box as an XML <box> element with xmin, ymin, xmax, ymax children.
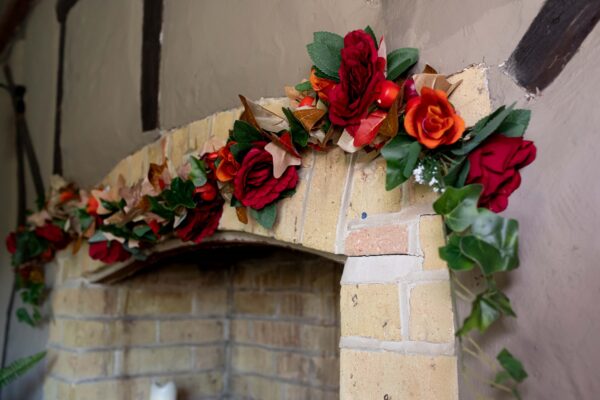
<box><xmin>249</xmin><ymin>203</ymin><xmax>277</xmax><ymax>230</ymax></box>
<box><xmin>483</xmin><ymin>289</ymin><xmax>516</xmax><ymax>317</ymax></box>
<box><xmin>439</xmin><ymin>234</ymin><xmax>475</xmax><ymax>271</ymax></box>
<box><xmin>77</xmin><ymin>209</ymin><xmax>93</xmax><ymax>231</ymax></box>
<box><xmin>162</xmin><ymin>178</ymin><xmax>195</xmax><ymax>210</ymax></box>
<box><xmin>497</xmin><ymin>109</ymin><xmax>531</xmax><ymax>138</ymax></box>
<box><xmin>364</xmin><ymin>26</ymin><xmax>378</xmax><ymax>48</ymax></box>
<box><xmin>433</xmin><ymin>184</ymin><xmax>482</xmax><ymax>232</ymax></box>
<box><xmin>13</xmin><ymin>232</ymin><xmax>45</xmax><ymax>266</ymax></box>
<box><xmin>16</xmin><ymin>308</ymin><xmax>36</xmax><ymax>327</ymax></box>
<box><xmin>282</xmin><ymin>108</ymin><xmax>309</xmax><ymax>148</ymax></box>
<box><xmin>461</xmin><ymin>209</ymin><xmax>519</xmax><ymax>275</ymax></box>
<box><xmin>189</xmin><ymin>156</ymin><xmax>208</xmax><ymax>187</ymax></box>
<box><xmin>452</xmin><ymin>104</ymin><xmax>514</xmax><ymax>156</ymax></box>
<box><xmin>443</xmin><ymin>157</ymin><xmax>470</xmax><ymax>188</ymax></box>
<box><xmin>381</xmin><ymin>135</ymin><xmax>421</xmax><ymax>190</ymax></box>
<box><xmin>456</xmin><ymin>294</ymin><xmax>501</xmax><ymax>336</ymax></box>
<box><xmin>232</xmin><ymin>120</ymin><xmax>263</xmax><ymax>143</ymax></box>
<box><xmin>307</xmin><ymin>42</ymin><xmax>341</xmax><ymax>80</ymax></box>
<box><xmin>497</xmin><ymin>348</ymin><xmax>528</xmax><ymax>383</ymax></box>
<box><xmin>387</xmin><ymin>48</ymin><xmax>419</xmax><ymax>81</ymax></box>
<box><xmin>146</xmin><ymin>196</ymin><xmax>175</xmax><ymax>220</ymax></box>
<box><xmin>294</xmin><ymin>81</ymin><xmax>313</xmax><ymax>92</ymax></box>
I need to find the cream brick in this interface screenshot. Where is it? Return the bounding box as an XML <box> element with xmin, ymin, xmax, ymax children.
<box><xmin>409</xmin><ymin>281</ymin><xmax>455</xmax><ymax>343</ymax></box>
<box><xmin>275</xmin><ymin>351</ymin><xmax>310</xmax><ymax>381</ymax></box>
<box><xmin>167</xmin><ymin>126</ymin><xmax>191</xmax><ymax>169</ymax></box>
<box><xmin>341</xmin><ymin>350</ymin><xmax>458</xmax><ymax>399</ymax></box>
<box><xmin>159</xmin><ymin>319</ymin><xmax>224</xmax><ymax>343</ymax></box>
<box><xmin>62</xmin><ymin>320</ymin><xmax>108</xmax><ymax>348</ymax></box>
<box><xmin>341</xmin><ymin>284</ymin><xmax>401</xmax><ymax>340</ymax></box>
<box><xmin>168</xmin><ymin>372</ymin><xmax>224</xmax><ymax>397</ymax></box>
<box><xmin>52</xmin><ymin>286</ymin><xmax>120</xmax><ymax>316</ymax></box>
<box><xmin>232</xmin><ymin>346</ymin><xmax>275</xmax><ymax>374</ymax></box>
<box><xmin>347</xmin><ymin>157</ymin><xmax>402</xmax><ymax>221</ymax></box>
<box><xmin>69</xmin><ymin>381</ymin><xmax>125</xmax><ymax>399</ymax></box>
<box><xmin>48</xmin><ymin>349</ymin><xmax>113</xmax><ymax>380</ymax></box>
<box><xmin>123</xmin><ymin>347</ymin><xmax>192</xmax><ymax>374</ymax></box>
<box><xmin>448</xmin><ymin>65</ymin><xmax>492</xmax><ymax>127</ymax></box>
<box><xmin>420</xmin><ymin>215</ymin><xmax>447</xmax><ymax>270</ymax></box>
<box><xmin>125</xmin><ymin>147</ymin><xmax>147</xmax><ymax>185</ymax></box>
<box><xmin>109</xmin><ymin>320</ymin><xmax>156</xmax><ymax>346</ymax></box>
<box><xmin>194</xmin><ymin>289</ymin><xmax>228</xmax><ymax>316</ymax></box>
<box><xmin>279</xmin><ymin>293</ymin><xmax>336</xmax><ymax>322</ymax></box>
<box><xmin>345</xmin><ymin>223</ymin><xmax>410</xmax><ymax>256</ymax></box>
<box><xmin>405</xmin><ymin>179</ymin><xmax>439</xmax><ymax>210</ymax></box>
<box><xmin>188</xmin><ymin>117</ymin><xmax>211</xmax><ymax>151</ymax></box>
<box><xmin>252</xmin><ymin>321</ymin><xmax>302</xmax><ymax>348</ymax></box>
<box><xmin>233</xmin><ymin>292</ymin><xmax>277</xmax><ymax>315</ymax></box>
<box><xmin>301</xmin><ymin>325</ymin><xmax>339</xmax><ymax>353</ymax></box>
<box><xmin>231</xmin><ymin>375</ymin><xmax>280</xmax><ymax>400</ymax></box>
<box><xmin>194</xmin><ymin>346</ymin><xmax>225</xmax><ymax>370</ymax></box>
<box><xmin>302</xmin><ymin>147</ymin><xmax>351</xmax><ymax>252</ymax></box>
<box><xmin>124</xmin><ymin>288</ymin><xmax>192</xmax><ymax>316</ymax></box>
<box><xmin>101</xmin><ymin>157</ymin><xmax>128</xmax><ymax>187</ymax></box>
<box><xmin>210</xmin><ymin>109</ymin><xmax>239</xmax><ymax>141</ymax></box>
<box><xmin>146</xmin><ymin>137</ymin><xmax>166</xmax><ymax>165</ymax></box>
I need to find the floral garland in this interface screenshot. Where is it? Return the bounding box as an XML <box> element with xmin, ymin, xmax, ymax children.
<box><xmin>7</xmin><ymin>27</ymin><xmax>534</xmax><ymax>397</ymax></box>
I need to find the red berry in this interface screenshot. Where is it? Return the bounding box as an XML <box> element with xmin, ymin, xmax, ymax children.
<box><xmin>298</xmin><ymin>96</ymin><xmax>315</xmax><ymax>107</ymax></box>
<box><xmin>376</xmin><ymin>80</ymin><xmax>400</xmax><ymax>109</ymax></box>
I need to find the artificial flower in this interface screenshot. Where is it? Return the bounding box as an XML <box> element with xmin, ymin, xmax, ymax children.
<box><xmin>466</xmin><ymin>134</ymin><xmax>536</xmax><ymax>212</ymax></box>
<box><xmin>6</xmin><ymin>232</ymin><xmax>16</xmax><ymax>254</ymax></box>
<box><xmin>234</xmin><ymin>145</ymin><xmax>298</xmax><ymax>209</ymax></box>
<box><xmin>88</xmin><ymin>240</ymin><xmax>131</xmax><ymax>264</ymax></box>
<box><xmin>310</xmin><ymin>68</ymin><xmax>336</xmax><ymax>102</ymax></box>
<box><xmin>404</xmin><ymin>87</ymin><xmax>465</xmax><ymax>149</ymax></box>
<box><xmin>216</xmin><ymin>142</ymin><xmax>240</xmax><ymax>182</ymax></box>
<box><xmin>328</xmin><ymin>30</ymin><xmax>385</xmax><ymax>128</ymax></box>
<box><xmin>35</xmin><ymin>223</ymin><xmax>69</xmax><ymax>250</ymax></box>
<box><xmin>175</xmin><ymin>200</ymin><xmax>224</xmax><ymax>244</ymax></box>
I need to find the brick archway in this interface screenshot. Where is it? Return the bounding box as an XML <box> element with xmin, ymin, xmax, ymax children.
<box><xmin>45</xmin><ymin>66</ymin><xmax>491</xmax><ymax>399</ymax></box>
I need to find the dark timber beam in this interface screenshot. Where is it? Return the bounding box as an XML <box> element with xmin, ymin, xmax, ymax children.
<box><xmin>141</xmin><ymin>0</ymin><xmax>163</xmax><ymax>131</ymax></box>
<box><xmin>506</xmin><ymin>0</ymin><xmax>600</xmax><ymax>92</ymax></box>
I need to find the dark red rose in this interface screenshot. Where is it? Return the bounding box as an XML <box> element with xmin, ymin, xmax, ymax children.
<box><xmin>35</xmin><ymin>223</ymin><xmax>69</xmax><ymax>250</ymax></box>
<box><xmin>89</xmin><ymin>240</ymin><xmax>131</xmax><ymax>264</ymax></box>
<box><xmin>6</xmin><ymin>232</ymin><xmax>16</xmax><ymax>254</ymax></box>
<box><xmin>328</xmin><ymin>30</ymin><xmax>385</xmax><ymax>128</ymax></box>
<box><xmin>234</xmin><ymin>146</ymin><xmax>298</xmax><ymax>209</ymax></box>
<box><xmin>175</xmin><ymin>200</ymin><xmax>224</xmax><ymax>244</ymax></box>
<box><xmin>466</xmin><ymin>134</ymin><xmax>536</xmax><ymax>212</ymax></box>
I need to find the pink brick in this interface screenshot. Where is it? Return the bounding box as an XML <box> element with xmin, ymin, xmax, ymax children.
<box><xmin>345</xmin><ymin>224</ymin><xmax>409</xmax><ymax>256</ymax></box>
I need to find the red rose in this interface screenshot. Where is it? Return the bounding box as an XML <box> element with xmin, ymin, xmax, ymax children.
<box><xmin>328</xmin><ymin>30</ymin><xmax>385</xmax><ymax>128</ymax></box>
<box><xmin>175</xmin><ymin>200</ymin><xmax>224</xmax><ymax>244</ymax></box>
<box><xmin>6</xmin><ymin>232</ymin><xmax>16</xmax><ymax>254</ymax></box>
<box><xmin>234</xmin><ymin>146</ymin><xmax>298</xmax><ymax>209</ymax></box>
<box><xmin>466</xmin><ymin>134</ymin><xmax>536</xmax><ymax>212</ymax></box>
<box><xmin>35</xmin><ymin>223</ymin><xmax>69</xmax><ymax>250</ymax></box>
<box><xmin>89</xmin><ymin>240</ymin><xmax>131</xmax><ymax>264</ymax></box>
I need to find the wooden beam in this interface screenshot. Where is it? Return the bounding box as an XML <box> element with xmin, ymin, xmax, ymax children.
<box><xmin>141</xmin><ymin>0</ymin><xmax>163</xmax><ymax>131</ymax></box>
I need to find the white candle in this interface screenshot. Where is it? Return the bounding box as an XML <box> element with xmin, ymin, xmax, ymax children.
<box><xmin>149</xmin><ymin>381</ymin><xmax>176</xmax><ymax>400</ymax></box>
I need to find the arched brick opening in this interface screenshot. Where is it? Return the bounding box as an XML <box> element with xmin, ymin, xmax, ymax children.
<box><xmin>45</xmin><ymin>65</ymin><xmax>491</xmax><ymax>399</ymax></box>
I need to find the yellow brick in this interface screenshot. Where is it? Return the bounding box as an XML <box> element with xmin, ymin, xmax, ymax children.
<box><xmin>101</xmin><ymin>157</ymin><xmax>128</xmax><ymax>188</ymax></box>
<box><xmin>410</xmin><ymin>281</ymin><xmax>455</xmax><ymax>343</ymax></box>
<box><xmin>125</xmin><ymin>147</ymin><xmax>147</xmax><ymax>185</ymax></box>
<box><xmin>302</xmin><ymin>147</ymin><xmax>351</xmax><ymax>252</ymax></box>
<box><xmin>232</xmin><ymin>346</ymin><xmax>275</xmax><ymax>374</ymax></box>
<box><xmin>341</xmin><ymin>284</ymin><xmax>401</xmax><ymax>340</ymax></box>
<box><xmin>233</xmin><ymin>292</ymin><xmax>277</xmax><ymax>315</ymax></box>
<box><xmin>252</xmin><ymin>321</ymin><xmax>301</xmax><ymax>348</ymax></box>
<box><xmin>347</xmin><ymin>156</ymin><xmax>402</xmax><ymax>221</ymax></box>
<box><xmin>312</xmin><ymin>355</ymin><xmax>340</xmax><ymax>387</ymax></box>
<box><xmin>275</xmin><ymin>352</ymin><xmax>310</xmax><ymax>381</ymax></box>
<box><xmin>123</xmin><ymin>347</ymin><xmax>192</xmax><ymax>374</ymax></box>
<box><xmin>301</xmin><ymin>325</ymin><xmax>338</xmax><ymax>353</ymax></box>
<box><xmin>70</xmin><ymin>380</ymin><xmax>125</xmax><ymax>399</ymax></box>
<box><xmin>62</xmin><ymin>320</ymin><xmax>108</xmax><ymax>348</ymax></box>
<box><xmin>48</xmin><ymin>349</ymin><xmax>113</xmax><ymax>380</ymax></box>
<box><xmin>194</xmin><ymin>346</ymin><xmax>225</xmax><ymax>370</ymax></box>
<box><xmin>405</xmin><ymin>179</ymin><xmax>439</xmax><ymax>210</ymax></box>
<box><xmin>146</xmin><ymin>137</ymin><xmax>166</xmax><ymax>165</ymax></box>
<box><xmin>109</xmin><ymin>320</ymin><xmax>156</xmax><ymax>346</ymax></box>
<box><xmin>124</xmin><ymin>288</ymin><xmax>192</xmax><ymax>315</ymax></box>
<box><xmin>420</xmin><ymin>215</ymin><xmax>447</xmax><ymax>270</ymax></box>
<box><xmin>340</xmin><ymin>349</ymin><xmax>458</xmax><ymax>399</ymax></box>
<box><xmin>231</xmin><ymin>319</ymin><xmax>253</xmax><ymax>342</ymax></box>
<box><xmin>169</xmin><ymin>372</ymin><xmax>224</xmax><ymax>397</ymax></box>
<box><xmin>210</xmin><ymin>109</ymin><xmax>239</xmax><ymax>141</ymax></box>
<box><xmin>188</xmin><ymin>117</ymin><xmax>211</xmax><ymax>151</ymax></box>
<box><xmin>168</xmin><ymin>126</ymin><xmax>191</xmax><ymax>169</ymax></box>
<box><xmin>447</xmin><ymin>65</ymin><xmax>492</xmax><ymax>127</ymax></box>
<box><xmin>48</xmin><ymin>319</ymin><xmax>63</xmax><ymax>344</ymax></box>
<box><xmin>279</xmin><ymin>293</ymin><xmax>336</xmax><ymax>322</ymax></box>
<box><xmin>232</xmin><ymin>375</ymin><xmax>280</xmax><ymax>400</ymax></box>
<box><xmin>194</xmin><ymin>289</ymin><xmax>228</xmax><ymax>316</ymax></box>
<box><xmin>159</xmin><ymin>319</ymin><xmax>223</xmax><ymax>343</ymax></box>
<box><xmin>52</xmin><ymin>286</ymin><xmax>120</xmax><ymax>316</ymax></box>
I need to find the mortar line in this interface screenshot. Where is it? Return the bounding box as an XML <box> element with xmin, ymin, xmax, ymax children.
<box><xmin>335</xmin><ymin>152</ymin><xmax>357</xmax><ymax>254</ymax></box>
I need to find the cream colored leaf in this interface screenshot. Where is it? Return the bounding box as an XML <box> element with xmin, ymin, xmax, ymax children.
<box><xmin>265</xmin><ymin>142</ymin><xmax>301</xmax><ymax>179</ymax></box>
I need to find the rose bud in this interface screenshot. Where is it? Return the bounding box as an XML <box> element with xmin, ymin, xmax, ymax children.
<box><xmin>376</xmin><ymin>80</ymin><xmax>400</xmax><ymax>109</ymax></box>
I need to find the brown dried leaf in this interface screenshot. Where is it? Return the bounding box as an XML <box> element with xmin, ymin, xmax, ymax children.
<box><xmin>379</xmin><ymin>99</ymin><xmax>399</xmax><ymax>137</ymax></box>
<box><xmin>413</xmin><ymin>72</ymin><xmax>462</xmax><ymax>96</ymax></box>
<box><xmin>236</xmin><ymin>207</ymin><xmax>248</xmax><ymax>224</ymax></box>
<box><xmin>293</xmin><ymin>108</ymin><xmax>326</xmax><ymax>132</ymax></box>
<box><xmin>72</xmin><ymin>236</ymin><xmax>83</xmax><ymax>255</ymax></box>
<box><xmin>147</xmin><ymin>160</ymin><xmax>169</xmax><ymax>192</ymax></box>
<box><xmin>239</xmin><ymin>95</ymin><xmax>289</xmax><ymax>133</ymax></box>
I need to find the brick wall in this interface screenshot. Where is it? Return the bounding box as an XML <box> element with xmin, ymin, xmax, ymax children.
<box><xmin>47</xmin><ymin>65</ymin><xmax>493</xmax><ymax>399</ymax></box>
<box><xmin>45</xmin><ymin>247</ymin><xmax>342</xmax><ymax>399</ymax></box>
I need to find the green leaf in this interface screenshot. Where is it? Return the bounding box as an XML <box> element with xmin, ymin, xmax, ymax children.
<box><xmin>13</xmin><ymin>232</ymin><xmax>45</xmax><ymax>266</ymax></box>
<box><xmin>162</xmin><ymin>178</ymin><xmax>195</xmax><ymax>211</ymax></box>
<box><xmin>0</xmin><ymin>351</ymin><xmax>46</xmax><ymax>388</ymax></box>
<box><xmin>483</xmin><ymin>289</ymin><xmax>516</xmax><ymax>317</ymax></box>
<box><xmin>230</xmin><ymin>142</ymin><xmax>253</xmax><ymax>162</ymax></box>
<box><xmin>439</xmin><ymin>234</ymin><xmax>475</xmax><ymax>271</ymax></box>
<box><xmin>456</xmin><ymin>294</ymin><xmax>501</xmax><ymax>336</ymax></box>
<box><xmin>494</xmin><ymin>370</ymin><xmax>511</xmax><ymax>384</ymax></box>
<box><xmin>282</xmin><ymin>107</ymin><xmax>309</xmax><ymax>147</ymax></box>
<box><xmin>100</xmin><ymin>199</ymin><xmax>120</xmax><ymax>213</ymax></box>
<box><xmin>364</xmin><ymin>26</ymin><xmax>378</xmax><ymax>48</ymax></box>
<box><xmin>452</xmin><ymin>104</ymin><xmax>514</xmax><ymax>156</ymax></box>
<box><xmin>313</xmin><ymin>65</ymin><xmax>339</xmax><ymax>82</ymax></box>
<box><xmin>189</xmin><ymin>156</ymin><xmax>208</xmax><ymax>187</ymax></box>
<box><xmin>147</xmin><ymin>196</ymin><xmax>175</xmax><ymax>220</ymax></box>
<box><xmin>294</xmin><ymin>81</ymin><xmax>313</xmax><ymax>92</ymax></box>
<box><xmin>16</xmin><ymin>308</ymin><xmax>36</xmax><ymax>327</ymax></box>
<box><xmin>387</xmin><ymin>48</ymin><xmax>419</xmax><ymax>81</ymax></box>
<box><xmin>433</xmin><ymin>184</ymin><xmax>482</xmax><ymax>232</ymax></box>
<box><xmin>497</xmin><ymin>348</ymin><xmax>528</xmax><ymax>383</ymax></box>
<box><xmin>497</xmin><ymin>109</ymin><xmax>531</xmax><ymax>137</ymax></box>
<box><xmin>77</xmin><ymin>209</ymin><xmax>93</xmax><ymax>231</ymax></box>
<box><xmin>313</xmin><ymin>31</ymin><xmax>344</xmax><ymax>51</ymax></box>
<box><xmin>232</xmin><ymin>120</ymin><xmax>263</xmax><ymax>143</ymax></box>
<box><xmin>381</xmin><ymin>135</ymin><xmax>421</xmax><ymax>190</ymax></box>
<box><xmin>249</xmin><ymin>203</ymin><xmax>277</xmax><ymax>230</ymax></box>
<box><xmin>307</xmin><ymin>42</ymin><xmax>341</xmax><ymax>80</ymax></box>
<box><xmin>443</xmin><ymin>157</ymin><xmax>470</xmax><ymax>188</ymax></box>
<box><xmin>461</xmin><ymin>209</ymin><xmax>519</xmax><ymax>275</ymax></box>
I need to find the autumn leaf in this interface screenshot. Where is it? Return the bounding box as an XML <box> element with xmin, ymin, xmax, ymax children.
<box><xmin>293</xmin><ymin>108</ymin><xmax>326</xmax><ymax>132</ymax></box>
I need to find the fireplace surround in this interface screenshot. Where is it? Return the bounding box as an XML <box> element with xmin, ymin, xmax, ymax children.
<box><xmin>43</xmin><ymin>65</ymin><xmax>491</xmax><ymax>399</ymax></box>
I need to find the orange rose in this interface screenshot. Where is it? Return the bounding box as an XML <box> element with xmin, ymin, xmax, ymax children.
<box><xmin>404</xmin><ymin>87</ymin><xmax>465</xmax><ymax>149</ymax></box>
<box><xmin>216</xmin><ymin>142</ymin><xmax>240</xmax><ymax>182</ymax></box>
<box><xmin>310</xmin><ymin>68</ymin><xmax>336</xmax><ymax>102</ymax></box>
